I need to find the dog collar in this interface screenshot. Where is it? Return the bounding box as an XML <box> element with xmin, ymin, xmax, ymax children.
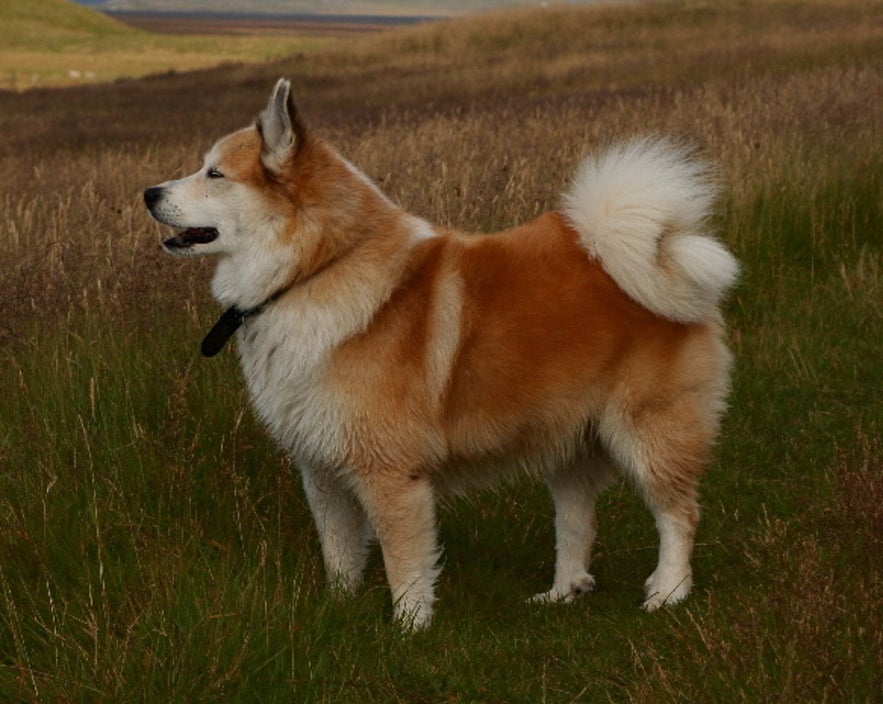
<box><xmin>201</xmin><ymin>305</ymin><xmax>264</xmax><ymax>357</ymax></box>
<box><xmin>200</xmin><ymin>283</ymin><xmax>293</xmax><ymax>358</ymax></box>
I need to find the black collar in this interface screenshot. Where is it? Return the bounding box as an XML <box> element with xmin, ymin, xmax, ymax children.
<box><xmin>200</xmin><ymin>284</ymin><xmax>292</xmax><ymax>358</ymax></box>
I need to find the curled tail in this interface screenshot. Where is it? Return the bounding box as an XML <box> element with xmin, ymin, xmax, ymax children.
<box><xmin>562</xmin><ymin>137</ymin><xmax>739</xmax><ymax>323</ymax></box>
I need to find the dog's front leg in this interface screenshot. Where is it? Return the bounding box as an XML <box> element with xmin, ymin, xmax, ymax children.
<box><xmin>357</xmin><ymin>471</ymin><xmax>440</xmax><ymax>630</ymax></box>
<box><xmin>300</xmin><ymin>464</ymin><xmax>374</xmax><ymax>594</ymax></box>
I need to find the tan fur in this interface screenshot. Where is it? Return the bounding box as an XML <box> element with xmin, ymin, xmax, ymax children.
<box><xmin>145</xmin><ymin>79</ymin><xmax>737</xmax><ymax>629</ymax></box>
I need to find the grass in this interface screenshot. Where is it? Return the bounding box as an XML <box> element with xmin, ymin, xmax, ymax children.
<box><xmin>0</xmin><ymin>0</ymin><xmax>330</xmax><ymax>90</ymax></box>
<box><xmin>1</xmin><ymin>0</ymin><xmax>881</xmax><ymax>701</ymax></box>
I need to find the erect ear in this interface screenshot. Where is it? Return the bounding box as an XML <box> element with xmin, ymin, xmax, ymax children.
<box><xmin>257</xmin><ymin>78</ymin><xmax>303</xmax><ymax>173</ymax></box>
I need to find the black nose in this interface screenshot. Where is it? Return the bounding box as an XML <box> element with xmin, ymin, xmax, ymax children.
<box><xmin>143</xmin><ymin>186</ymin><xmax>164</xmax><ymax>209</ymax></box>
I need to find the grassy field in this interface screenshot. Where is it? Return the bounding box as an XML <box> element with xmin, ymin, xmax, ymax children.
<box><xmin>1</xmin><ymin>0</ymin><xmax>881</xmax><ymax>701</ymax></box>
<box><xmin>0</xmin><ymin>0</ymin><xmax>331</xmax><ymax>90</ymax></box>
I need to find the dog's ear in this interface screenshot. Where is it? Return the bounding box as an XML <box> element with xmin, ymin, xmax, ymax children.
<box><xmin>257</xmin><ymin>78</ymin><xmax>303</xmax><ymax>173</ymax></box>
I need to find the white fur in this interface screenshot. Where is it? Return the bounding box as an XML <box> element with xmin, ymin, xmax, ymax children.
<box><xmin>643</xmin><ymin>511</ymin><xmax>694</xmax><ymax>611</ymax></box>
<box><xmin>563</xmin><ymin>137</ymin><xmax>739</xmax><ymax>323</ymax></box>
<box><xmin>530</xmin><ymin>455</ymin><xmax>615</xmax><ymax>604</ymax></box>
<box><xmin>300</xmin><ymin>463</ymin><xmax>374</xmax><ymax>593</ymax></box>
<box><xmin>426</xmin><ymin>269</ymin><xmax>463</xmax><ymax>408</ymax></box>
<box><xmin>409</xmin><ymin>217</ymin><xmax>438</xmax><ymax>242</ymax></box>
<box><xmin>235</xmin><ymin>249</ymin><xmax>411</xmax><ymax>466</ymax></box>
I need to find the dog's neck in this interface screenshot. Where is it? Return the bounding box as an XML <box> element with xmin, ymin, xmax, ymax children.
<box><xmin>201</xmin><ymin>282</ymin><xmax>294</xmax><ymax>357</ymax></box>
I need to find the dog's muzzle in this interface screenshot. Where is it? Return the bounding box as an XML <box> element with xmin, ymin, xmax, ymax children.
<box><xmin>144</xmin><ymin>186</ymin><xmax>220</xmax><ymax>250</ymax></box>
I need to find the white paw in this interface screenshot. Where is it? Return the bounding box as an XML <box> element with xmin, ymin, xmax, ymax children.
<box><xmin>530</xmin><ymin>572</ymin><xmax>596</xmax><ymax>604</ymax></box>
<box><xmin>327</xmin><ymin>571</ymin><xmax>363</xmax><ymax>597</ymax></box>
<box><xmin>642</xmin><ymin>570</ymin><xmax>692</xmax><ymax>611</ymax></box>
<box><xmin>393</xmin><ymin>598</ymin><xmax>434</xmax><ymax>631</ymax></box>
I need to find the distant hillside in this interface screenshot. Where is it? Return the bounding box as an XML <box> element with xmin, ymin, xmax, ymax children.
<box><xmin>0</xmin><ymin>0</ymin><xmax>323</xmax><ymax>91</ymax></box>
<box><xmin>79</xmin><ymin>0</ymin><xmax>602</xmax><ymax>15</ymax></box>
<box><xmin>1</xmin><ymin>0</ymin><xmax>136</xmax><ymax>50</ymax></box>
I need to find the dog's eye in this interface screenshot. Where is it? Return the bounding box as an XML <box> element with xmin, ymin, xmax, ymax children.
<box><xmin>207</xmin><ymin>168</ymin><xmax>224</xmax><ymax>179</ymax></box>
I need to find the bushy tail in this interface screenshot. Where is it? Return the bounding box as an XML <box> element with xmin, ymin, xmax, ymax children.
<box><xmin>562</xmin><ymin>137</ymin><xmax>739</xmax><ymax>323</ymax></box>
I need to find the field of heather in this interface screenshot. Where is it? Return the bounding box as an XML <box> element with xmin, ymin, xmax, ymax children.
<box><xmin>1</xmin><ymin>1</ymin><xmax>881</xmax><ymax>701</ymax></box>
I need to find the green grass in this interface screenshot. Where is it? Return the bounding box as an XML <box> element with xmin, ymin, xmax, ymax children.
<box><xmin>0</xmin><ymin>0</ymin><xmax>134</xmax><ymax>48</ymax></box>
<box><xmin>0</xmin><ymin>0</ymin><xmax>881</xmax><ymax>701</ymax></box>
<box><xmin>0</xmin><ymin>0</ymin><xmax>329</xmax><ymax>90</ymax></box>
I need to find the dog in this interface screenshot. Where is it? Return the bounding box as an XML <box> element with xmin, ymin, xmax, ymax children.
<box><xmin>144</xmin><ymin>78</ymin><xmax>738</xmax><ymax>629</ymax></box>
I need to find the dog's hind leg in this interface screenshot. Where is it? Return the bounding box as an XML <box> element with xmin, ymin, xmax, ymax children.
<box><xmin>600</xmin><ymin>399</ymin><xmax>711</xmax><ymax>611</ymax></box>
<box><xmin>301</xmin><ymin>465</ymin><xmax>374</xmax><ymax>594</ymax></box>
<box><xmin>532</xmin><ymin>450</ymin><xmax>616</xmax><ymax>604</ymax></box>
<box><xmin>356</xmin><ymin>472</ymin><xmax>440</xmax><ymax>630</ymax></box>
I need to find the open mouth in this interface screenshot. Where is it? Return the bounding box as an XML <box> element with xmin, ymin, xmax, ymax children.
<box><xmin>163</xmin><ymin>227</ymin><xmax>220</xmax><ymax>250</ymax></box>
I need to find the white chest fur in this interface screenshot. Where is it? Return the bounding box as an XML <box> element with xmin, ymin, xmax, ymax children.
<box><xmin>235</xmin><ymin>299</ymin><xmax>349</xmax><ymax>468</ymax></box>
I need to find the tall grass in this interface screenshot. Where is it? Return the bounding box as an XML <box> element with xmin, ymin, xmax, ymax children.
<box><xmin>1</xmin><ymin>1</ymin><xmax>881</xmax><ymax>701</ymax></box>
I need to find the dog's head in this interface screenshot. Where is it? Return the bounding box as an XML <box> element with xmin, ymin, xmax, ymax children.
<box><xmin>143</xmin><ymin>78</ymin><xmax>304</xmax><ymax>260</ymax></box>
